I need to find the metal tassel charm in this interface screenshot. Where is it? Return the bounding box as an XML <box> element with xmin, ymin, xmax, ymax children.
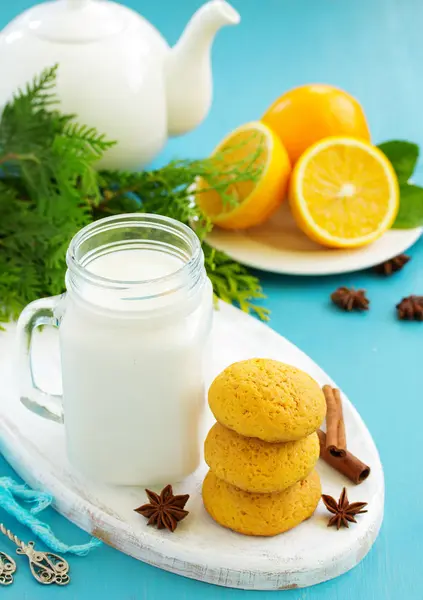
<box><xmin>16</xmin><ymin>542</ymin><xmax>70</xmax><ymax>585</ymax></box>
<box><xmin>0</xmin><ymin>523</ymin><xmax>70</xmax><ymax>586</ymax></box>
<box><xmin>0</xmin><ymin>551</ymin><xmax>17</xmax><ymax>586</ymax></box>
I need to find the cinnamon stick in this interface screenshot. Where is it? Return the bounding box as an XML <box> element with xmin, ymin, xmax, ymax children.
<box><xmin>323</xmin><ymin>385</ymin><xmax>347</xmax><ymax>457</ymax></box>
<box><xmin>317</xmin><ymin>429</ymin><xmax>370</xmax><ymax>485</ymax></box>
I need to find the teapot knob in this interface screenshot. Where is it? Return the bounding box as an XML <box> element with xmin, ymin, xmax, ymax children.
<box><xmin>66</xmin><ymin>0</ymin><xmax>91</xmax><ymax>7</ymax></box>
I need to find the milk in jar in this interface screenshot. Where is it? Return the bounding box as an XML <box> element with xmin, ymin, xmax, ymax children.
<box><xmin>52</xmin><ymin>215</ymin><xmax>212</xmax><ymax>485</ymax></box>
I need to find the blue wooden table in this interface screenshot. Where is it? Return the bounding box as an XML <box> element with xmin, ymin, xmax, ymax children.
<box><xmin>1</xmin><ymin>0</ymin><xmax>422</xmax><ymax>598</ymax></box>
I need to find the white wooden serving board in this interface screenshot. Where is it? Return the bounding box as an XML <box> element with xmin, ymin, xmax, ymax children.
<box><xmin>0</xmin><ymin>302</ymin><xmax>384</xmax><ymax>591</ymax></box>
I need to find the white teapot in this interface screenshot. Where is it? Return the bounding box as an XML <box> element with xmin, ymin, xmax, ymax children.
<box><xmin>0</xmin><ymin>0</ymin><xmax>240</xmax><ymax>169</ymax></box>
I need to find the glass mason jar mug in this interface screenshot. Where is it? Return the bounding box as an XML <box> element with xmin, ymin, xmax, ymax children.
<box><xmin>16</xmin><ymin>214</ymin><xmax>213</xmax><ymax>485</ymax></box>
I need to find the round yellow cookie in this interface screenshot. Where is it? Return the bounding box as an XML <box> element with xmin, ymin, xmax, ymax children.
<box><xmin>204</xmin><ymin>423</ymin><xmax>319</xmax><ymax>493</ymax></box>
<box><xmin>202</xmin><ymin>469</ymin><xmax>321</xmax><ymax>536</ymax></box>
<box><xmin>208</xmin><ymin>359</ymin><xmax>326</xmax><ymax>442</ymax></box>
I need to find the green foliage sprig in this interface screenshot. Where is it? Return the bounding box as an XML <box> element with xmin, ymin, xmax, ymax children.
<box><xmin>0</xmin><ymin>66</ymin><xmax>269</xmax><ymax>327</ymax></box>
<box><xmin>378</xmin><ymin>140</ymin><xmax>423</xmax><ymax>229</ymax></box>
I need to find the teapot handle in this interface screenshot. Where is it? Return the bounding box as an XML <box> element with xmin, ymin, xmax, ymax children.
<box><xmin>16</xmin><ymin>296</ymin><xmax>64</xmax><ymax>424</ymax></box>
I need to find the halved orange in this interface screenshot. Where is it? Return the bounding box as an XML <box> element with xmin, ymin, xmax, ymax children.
<box><xmin>289</xmin><ymin>136</ymin><xmax>399</xmax><ymax>248</ymax></box>
<box><xmin>196</xmin><ymin>122</ymin><xmax>291</xmax><ymax>230</ymax></box>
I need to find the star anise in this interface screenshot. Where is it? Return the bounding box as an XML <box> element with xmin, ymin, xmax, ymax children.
<box><xmin>396</xmin><ymin>295</ymin><xmax>423</xmax><ymax>321</ymax></box>
<box><xmin>373</xmin><ymin>254</ymin><xmax>410</xmax><ymax>276</ymax></box>
<box><xmin>134</xmin><ymin>484</ymin><xmax>189</xmax><ymax>532</ymax></box>
<box><xmin>322</xmin><ymin>488</ymin><xmax>367</xmax><ymax>530</ymax></box>
<box><xmin>331</xmin><ymin>287</ymin><xmax>369</xmax><ymax>312</ymax></box>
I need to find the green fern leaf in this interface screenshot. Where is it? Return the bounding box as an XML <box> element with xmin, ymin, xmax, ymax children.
<box><xmin>0</xmin><ymin>66</ymin><xmax>269</xmax><ymax>327</ymax></box>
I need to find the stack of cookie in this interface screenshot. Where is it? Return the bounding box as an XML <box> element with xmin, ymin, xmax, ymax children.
<box><xmin>202</xmin><ymin>358</ymin><xmax>326</xmax><ymax>536</ymax></box>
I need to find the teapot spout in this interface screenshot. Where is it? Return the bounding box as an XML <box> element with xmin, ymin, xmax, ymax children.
<box><xmin>166</xmin><ymin>0</ymin><xmax>240</xmax><ymax>137</ymax></box>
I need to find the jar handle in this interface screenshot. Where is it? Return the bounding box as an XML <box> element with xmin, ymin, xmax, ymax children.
<box><xmin>16</xmin><ymin>296</ymin><xmax>64</xmax><ymax>424</ymax></box>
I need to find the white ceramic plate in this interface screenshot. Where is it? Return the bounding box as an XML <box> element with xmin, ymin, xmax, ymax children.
<box><xmin>0</xmin><ymin>303</ymin><xmax>383</xmax><ymax>590</ymax></box>
<box><xmin>207</xmin><ymin>202</ymin><xmax>422</xmax><ymax>276</ymax></box>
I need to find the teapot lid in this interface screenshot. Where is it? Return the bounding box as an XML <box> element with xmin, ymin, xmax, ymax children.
<box><xmin>17</xmin><ymin>0</ymin><xmax>129</xmax><ymax>43</ymax></box>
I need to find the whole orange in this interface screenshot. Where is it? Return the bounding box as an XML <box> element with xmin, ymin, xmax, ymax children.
<box><xmin>262</xmin><ymin>84</ymin><xmax>371</xmax><ymax>164</ymax></box>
